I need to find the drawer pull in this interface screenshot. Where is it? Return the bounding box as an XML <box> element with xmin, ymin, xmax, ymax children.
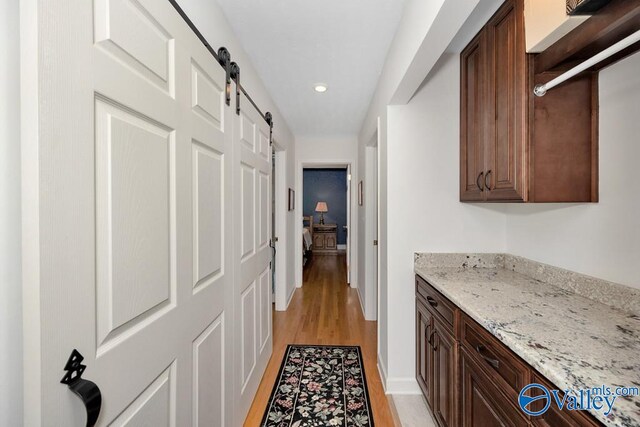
<box><xmin>475</xmin><ymin>344</ymin><xmax>500</xmax><ymax>369</ymax></box>
<box><xmin>426</xmin><ymin>296</ymin><xmax>438</xmax><ymax>308</ymax></box>
<box><xmin>428</xmin><ymin>330</ymin><xmax>436</xmax><ymax>348</ymax></box>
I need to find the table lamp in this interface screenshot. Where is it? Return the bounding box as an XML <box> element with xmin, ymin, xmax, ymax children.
<box><xmin>315</xmin><ymin>202</ymin><xmax>328</xmax><ymax>225</ymax></box>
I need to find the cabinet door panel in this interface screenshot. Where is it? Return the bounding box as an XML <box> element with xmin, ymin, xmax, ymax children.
<box><xmin>313</xmin><ymin>233</ymin><xmax>324</xmax><ymax>250</ymax></box>
<box><xmin>434</xmin><ymin>320</ymin><xmax>457</xmax><ymax>427</ymax></box>
<box><xmin>325</xmin><ymin>234</ymin><xmax>337</xmax><ymax>250</ymax></box>
<box><xmin>416</xmin><ymin>299</ymin><xmax>435</xmax><ymax>409</ymax></box>
<box><xmin>461</xmin><ymin>349</ymin><xmax>528</xmax><ymax>427</ymax></box>
<box><xmin>460</xmin><ymin>31</ymin><xmax>487</xmax><ymax>202</ymax></box>
<box><xmin>486</xmin><ymin>0</ymin><xmax>527</xmax><ymax>201</ymax></box>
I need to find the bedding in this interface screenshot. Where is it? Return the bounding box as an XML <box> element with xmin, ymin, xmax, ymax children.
<box><xmin>303</xmin><ymin>227</ymin><xmax>312</xmax><ymax>250</ymax></box>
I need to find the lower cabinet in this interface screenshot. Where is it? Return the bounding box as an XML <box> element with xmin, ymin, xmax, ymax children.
<box><xmin>312</xmin><ymin>224</ymin><xmax>338</xmax><ymax>253</ymax></box>
<box><xmin>416</xmin><ymin>275</ymin><xmax>602</xmax><ymax>427</ymax></box>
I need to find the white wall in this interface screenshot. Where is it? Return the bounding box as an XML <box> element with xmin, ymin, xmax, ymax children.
<box><xmin>295</xmin><ymin>136</ymin><xmax>359</xmax><ymax>294</ymax></box>
<box><xmin>176</xmin><ymin>0</ymin><xmax>298</xmax><ymax>307</ymax></box>
<box><xmin>359</xmin><ymin>0</ymin><xmax>493</xmax><ymax>390</ymax></box>
<box><xmin>505</xmin><ymin>52</ymin><xmax>640</xmax><ymax>290</ymax></box>
<box><xmin>1</xmin><ymin>0</ymin><xmax>22</xmax><ymax>424</ymax></box>
<box><xmin>364</xmin><ymin>3</ymin><xmax>640</xmax><ymax>394</ymax></box>
<box><xmin>385</xmin><ymin>54</ymin><xmax>507</xmax><ymax>393</ymax></box>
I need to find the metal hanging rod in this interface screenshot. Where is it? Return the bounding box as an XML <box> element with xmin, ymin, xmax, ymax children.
<box><xmin>534</xmin><ymin>29</ymin><xmax>640</xmax><ymax>97</ymax></box>
<box><xmin>240</xmin><ymin>85</ymin><xmax>267</xmax><ymax>122</ymax></box>
<box><xmin>168</xmin><ymin>0</ymin><xmax>219</xmax><ymax>61</ymax></box>
<box><xmin>167</xmin><ymin>0</ymin><xmax>273</xmax><ymax>131</ymax></box>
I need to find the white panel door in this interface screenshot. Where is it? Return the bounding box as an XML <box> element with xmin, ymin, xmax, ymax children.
<box><xmin>233</xmin><ymin>92</ymin><xmax>273</xmax><ymax>421</ymax></box>
<box><xmin>22</xmin><ymin>1</ymin><xmax>233</xmax><ymax>425</ymax></box>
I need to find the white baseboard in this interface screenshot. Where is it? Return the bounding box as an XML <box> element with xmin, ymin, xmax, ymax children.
<box><xmin>377</xmin><ymin>353</ymin><xmax>388</xmax><ymax>393</ymax></box>
<box><xmin>337</xmin><ymin>244</ymin><xmax>347</xmax><ymax>250</ymax></box>
<box><xmin>285</xmin><ymin>285</ymin><xmax>296</xmax><ymax>309</ymax></box>
<box><xmin>385</xmin><ymin>377</ymin><xmax>422</xmax><ymax>395</ymax></box>
<box><xmin>356</xmin><ymin>287</ymin><xmax>366</xmax><ymax>318</ymax></box>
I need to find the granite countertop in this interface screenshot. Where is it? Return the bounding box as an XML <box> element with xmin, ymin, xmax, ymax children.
<box><xmin>414</xmin><ymin>253</ymin><xmax>640</xmax><ymax>427</ymax></box>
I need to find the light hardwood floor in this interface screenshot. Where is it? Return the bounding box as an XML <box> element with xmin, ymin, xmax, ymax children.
<box><xmin>243</xmin><ymin>254</ymin><xmax>396</xmax><ymax>426</ymax></box>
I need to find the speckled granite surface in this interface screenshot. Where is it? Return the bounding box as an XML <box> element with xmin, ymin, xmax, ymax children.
<box><xmin>414</xmin><ymin>253</ymin><xmax>640</xmax><ymax>427</ymax></box>
<box><xmin>415</xmin><ymin>253</ymin><xmax>640</xmax><ymax>316</ymax></box>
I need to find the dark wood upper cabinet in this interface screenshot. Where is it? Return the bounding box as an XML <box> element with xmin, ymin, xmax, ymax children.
<box><xmin>460</xmin><ymin>0</ymin><xmax>598</xmax><ymax>203</ymax></box>
<box><xmin>460</xmin><ymin>32</ymin><xmax>487</xmax><ymax>201</ymax></box>
<box><xmin>485</xmin><ymin>0</ymin><xmax>528</xmax><ymax>201</ymax></box>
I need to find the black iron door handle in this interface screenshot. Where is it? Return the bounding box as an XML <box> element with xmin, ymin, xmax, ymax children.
<box><xmin>426</xmin><ymin>296</ymin><xmax>438</xmax><ymax>308</ymax></box>
<box><xmin>61</xmin><ymin>349</ymin><xmax>102</xmax><ymax>427</ymax></box>
<box><xmin>475</xmin><ymin>344</ymin><xmax>500</xmax><ymax>369</ymax></box>
<box><xmin>476</xmin><ymin>172</ymin><xmax>484</xmax><ymax>191</ymax></box>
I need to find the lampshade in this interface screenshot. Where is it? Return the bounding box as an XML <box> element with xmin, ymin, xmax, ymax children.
<box><xmin>315</xmin><ymin>202</ymin><xmax>328</xmax><ymax>213</ymax></box>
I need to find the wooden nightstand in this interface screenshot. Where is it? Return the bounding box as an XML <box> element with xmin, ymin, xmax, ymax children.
<box><xmin>312</xmin><ymin>223</ymin><xmax>337</xmax><ymax>254</ymax></box>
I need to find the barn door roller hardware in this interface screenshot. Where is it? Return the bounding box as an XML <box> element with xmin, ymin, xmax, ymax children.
<box><xmin>265</xmin><ymin>112</ymin><xmax>274</xmax><ymax>145</ymax></box>
<box><xmin>168</xmin><ymin>0</ymin><xmax>272</xmax><ymax>126</ymax></box>
<box><xmin>230</xmin><ymin>62</ymin><xmax>241</xmax><ymax>115</ymax></box>
<box><xmin>217</xmin><ymin>47</ymin><xmax>231</xmax><ymax>106</ymax></box>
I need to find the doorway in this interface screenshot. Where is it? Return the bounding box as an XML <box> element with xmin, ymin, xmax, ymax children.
<box><xmin>296</xmin><ymin>162</ymin><xmax>356</xmax><ymax>290</ymax></box>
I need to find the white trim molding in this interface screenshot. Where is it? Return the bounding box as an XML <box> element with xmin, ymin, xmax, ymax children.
<box><xmin>377</xmin><ymin>353</ymin><xmax>388</xmax><ymax>394</ymax></box>
<box><xmin>384</xmin><ymin>377</ymin><xmax>422</xmax><ymax>395</ymax></box>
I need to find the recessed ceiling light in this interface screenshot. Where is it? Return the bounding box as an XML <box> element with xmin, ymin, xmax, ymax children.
<box><xmin>314</xmin><ymin>83</ymin><xmax>328</xmax><ymax>93</ymax></box>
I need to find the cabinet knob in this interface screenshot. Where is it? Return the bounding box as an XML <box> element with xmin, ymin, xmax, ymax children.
<box><xmin>476</xmin><ymin>172</ymin><xmax>484</xmax><ymax>192</ymax></box>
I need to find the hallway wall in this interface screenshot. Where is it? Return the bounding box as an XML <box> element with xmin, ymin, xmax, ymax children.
<box><xmin>0</xmin><ymin>0</ymin><xmax>22</xmax><ymax>424</ymax></box>
<box><xmin>362</xmin><ymin>0</ymin><xmax>640</xmax><ymax>395</ymax></box>
<box><xmin>385</xmin><ymin>53</ymin><xmax>507</xmax><ymax>393</ymax></box>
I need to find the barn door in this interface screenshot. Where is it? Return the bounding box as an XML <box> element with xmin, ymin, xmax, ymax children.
<box><xmin>233</xmin><ymin>91</ymin><xmax>273</xmax><ymax>420</ymax></box>
<box><xmin>22</xmin><ymin>0</ymin><xmax>234</xmax><ymax>425</ymax></box>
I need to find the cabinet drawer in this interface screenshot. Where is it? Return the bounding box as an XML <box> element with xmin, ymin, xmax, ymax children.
<box><xmin>416</xmin><ymin>276</ymin><xmax>456</xmax><ymax>329</ymax></box>
<box><xmin>529</xmin><ymin>374</ymin><xmax>602</xmax><ymax>427</ymax></box>
<box><xmin>461</xmin><ymin>313</ymin><xmax>530</xmax><ymax>404</ymax></box>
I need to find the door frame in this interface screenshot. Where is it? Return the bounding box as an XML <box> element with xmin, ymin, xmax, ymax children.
<box><xmin>272</xmin><ymin>143</ymin><xmax>289</xmax><ymax>311</ymax></box>
<box><xmin>363</xmin><ymin>133</ymin><xmax>379</xmax><ymax>321</ymax></box>
<box><xmin>295</xmin><ymin>160</ymin><xmax>357</xmax><ymax>290</ymax></box>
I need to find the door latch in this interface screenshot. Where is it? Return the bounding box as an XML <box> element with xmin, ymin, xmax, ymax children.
<box><xmin>61</xmin><ymin>349</ymin><xmax>102</xmax><ymax>427</ymax></box>
<box><xmin>373</xmin><ymin>240</ymin><xmax>378</xmax><ymax>246</ymax></box>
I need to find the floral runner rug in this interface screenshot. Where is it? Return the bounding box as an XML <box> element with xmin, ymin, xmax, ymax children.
<box><xmin>261</xmin><ymin>345</ymin><xmax>374</xmax><ymax>427</ymax></box>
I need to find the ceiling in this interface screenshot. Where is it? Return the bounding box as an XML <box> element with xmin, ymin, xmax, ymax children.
<box><xmin>216</xmin><ymin>0</ymin><xmax>406</xmax><ymax>137</ymax></box>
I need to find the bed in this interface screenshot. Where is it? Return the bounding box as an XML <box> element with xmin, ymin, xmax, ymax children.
<box><xmin>303</xmin><ymin>216</ymin><xmax>314</xmax><ymax>266</ymax></box>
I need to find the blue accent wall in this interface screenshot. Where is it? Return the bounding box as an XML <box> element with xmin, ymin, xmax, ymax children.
<box><xmin>303</xmin><ymin>168</ymin><xmax>348</xmax><ymax>245</ymax></box>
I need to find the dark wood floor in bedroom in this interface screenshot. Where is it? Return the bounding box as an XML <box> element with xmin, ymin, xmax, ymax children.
<box><xmin>244</xmin><ymin>254</ymin><xmax>397</xmax><ymax>426</ymax></box>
